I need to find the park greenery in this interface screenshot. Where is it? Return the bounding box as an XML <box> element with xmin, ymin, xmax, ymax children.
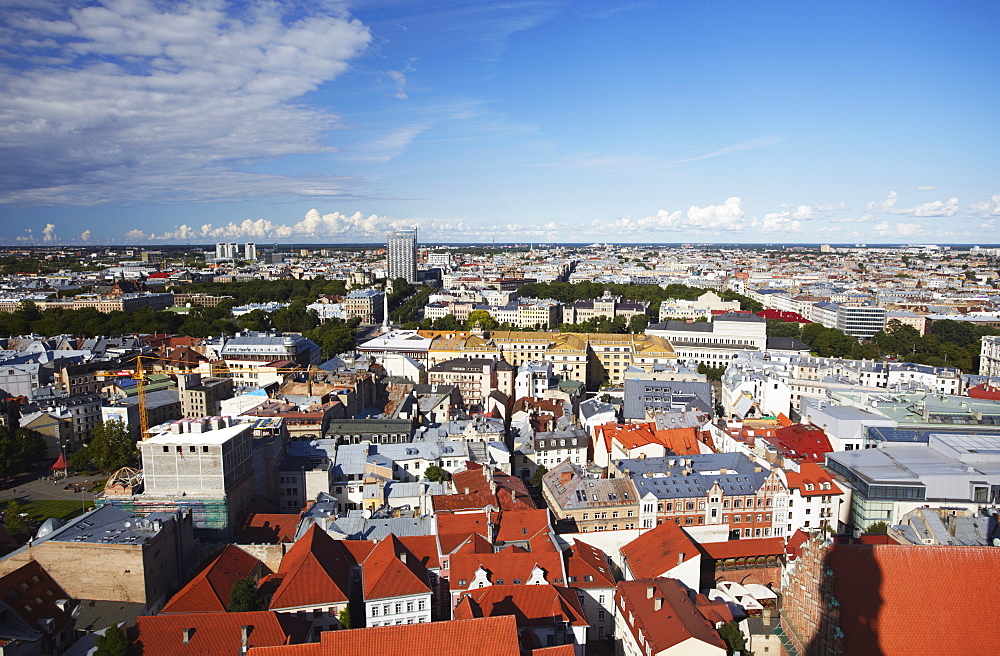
<box><xmin>767</xmin><ymin>317</ymin><xmax>998</xmax><ymax>372</ymax></box>
<box><xmin>94</xmin><ymin>624</ymin><xmax>131</xmax><ymax>656</ymax></box>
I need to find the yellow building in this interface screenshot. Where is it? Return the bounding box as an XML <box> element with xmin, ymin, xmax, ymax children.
<box><xmin>420</xmin><ymin>329</ymin><xmax>675</xmax><ymax>390</ymax></box>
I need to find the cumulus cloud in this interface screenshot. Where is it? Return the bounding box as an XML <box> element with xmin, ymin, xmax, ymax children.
<box><xmin>970</xmin><ymin>195</ymin><xmax>1000</xmax><ymax>218</ymax></box>
<box><xmin>0</xmin><ymin>1</ymin><xmax>372</xmax><ymax>206</ymax></box>
<box><xmin>123</xmin><ymin>229</ymin><xmax>148</xmax><ymax>241</ymax></box>
<box><xmin>759</xmin><ymin>212</ymin><xmax>802</xmax><ymax>232</ymax></box>
<box><xmin>916</xmin><ymin>185</ymin><xmax>937</xmax><ymax>191</ymax></box>
<box><xmin>685</xmin><ymin>197</ymin><xmax>746</xmax><ymax>230</ymax></box>
<box><xmin>79</xmin><ymin>229</ymin><xmax>91</xmax><ymax>241</ymax></box>
<box><xmin>42</xmin><ymin>223</ymin><xmax>56</xmax><ymax>241</ymax></box>
<box><xmin>865</xmin><ymin>191</ymin><xmax>898</xmax><ymax>213</ymax></box>
<box><xmin>893</xmin><ymin>197</ymin><xmax>959</xmax><ymax>217</ymax></box>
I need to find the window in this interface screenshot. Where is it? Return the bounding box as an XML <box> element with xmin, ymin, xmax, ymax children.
<box><xmin>371</xmin><ymin>606</ymin><xmax>380</xmax><ymax>616</ymax></box>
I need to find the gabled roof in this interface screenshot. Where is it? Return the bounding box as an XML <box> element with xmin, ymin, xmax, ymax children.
<box><xmin>828</xmin><ymin>544</ymin><xmax>1000</xmax><ymax>655</ymax></box>
<box><xmin>454</xmin><ymin>585</ymin><xmax>588</xmax><ymax>627</ymax></box>
<box><xmin>161</xmin><ymin>545</ymin><xmax>264</xmax><ymax>614</ymax></box>
<box><xmin>450</xmin><ymin>549</ymin><xmax>567</xmax><ymax>589</ymax></box>
<box><xmin>620</xmin><ymin>521</ymin><xmax>700</xmax><ymax>579</ymax></box>
<box><xmin>398</xmin><ymin>535</ymin><xmax>441</xmax><ymax>570</ymax></box>
<box><xmin>784</xmin><ymin>462</ymin><xmax>843</xmax><ymax>496</ymax></box>
<box><xmin>436</xmin><ymin>510</ymin><xmax>495</xmax><ymax>555</ymax></box>
<box><xmin>361</xmin><ymin>534</ymin><xmax>431</xmax><ymax>600</ymax></box>
<box><xmin>246</xmin><ymin>616</ymin><xmax>521</xmax><ymax>656</ymax></box>
<box><xmin>616</xmin><ymin>579</ymin><xmax>727</xmax><ymax>653</ymax></box>
<box><xmin>564</xmin><ymin>540</ymin><xmax>615</xmax><ymax>589</ymax></box>
<box><xmin>268</xmin><ymin>525</ymin><xmax>352</xmax><ymax>610</ymax></box>
<box><xmin>134</xmin><ymin>611</ymin><xmax>310</xmax><ymax>656</ymax></box>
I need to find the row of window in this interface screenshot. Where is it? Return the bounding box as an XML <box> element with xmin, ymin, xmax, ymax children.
<box><xmin>370</xmin><ymin>599</ymin><xmax>426</xmax><ymax>615</ymax></box>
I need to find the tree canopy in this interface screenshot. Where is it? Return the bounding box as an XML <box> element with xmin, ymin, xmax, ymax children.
<box><xmin>0</xmin><ymin>426</ymin><xmax>48</xmax><ymax>478</ymax></box>
<box><xmin>71</xmin><ymin>420</ymin><xmax>137</xmax><ymax>472</ymax></box>
<box><xmin>228</xmin><ymin>576</ymin><xmax>264</xmax><ymax>612</ymax></box>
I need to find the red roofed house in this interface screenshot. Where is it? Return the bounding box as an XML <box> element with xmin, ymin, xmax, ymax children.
<box><xmin>615</xmin><ymin>578</ymin><xmax>728</xmax><ymax>656</ymax></box>
<box><xmin>780</xmin><ymin>462</ymin><xmax>845</xmax><ymax>535</ymax></box>
<box><xmin>619</xmin><ymin>521</ymin><xmax>702</xmax><ymax>591</ymax></box>
<box><xmin>161</xmin><ymin>544</ymin><xmax>267</xmax><ymax>614</ymax></box>
<box><xmin>454</xmin><ymin>585</ymin><xmax>588</xmax><ymax>656</ymax></box>
<box><xmin>449</xmin><ymin>544</ymin><xmax>568</xmax><ymax>610</ymax></box>
<box><xmin>757</xmin><ymin>423</ymin><xmax>834</xmax><ymax>465</ymax></box>
<box><xmin>361</xmin><ymin>534</ymin><xmax>433</xmax><ymax>627</ymax></box>
<box><xmin>593</xmin><ymin>422</ymin><xmax>702</xmax><ymax>468</ymax></box>
<box><xmin>133</xmin><ymin>610</ymin><xmax>310</xmax><ymax>656</ymax></box>
<box><xmin>245</xmin><ymin>615</ymin><xmax>522</xmax><ymax>656</ymax></box>
<box><xmin>0</xmin><ymin>561</ymin><xmax>75</xmax><ymax>654</ymax></box>
<box><xmin>264</xmin><ymin>525</ymin><xmax>353</xmax><ymax>637</ymax></box>
<box><xmin>563</xmin><ymin>540</ymin><xmax>616</xmax><ymax>642</ymax></box>
<box><xmin>780</xmin><ymin>537</ymin><xmax>1000</xmax><ymax>655</ymax></box>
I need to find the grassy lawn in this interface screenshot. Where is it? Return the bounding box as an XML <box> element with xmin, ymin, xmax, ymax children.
<box><xmin>2</xmin><ymin>498</ymin><xmax>96</xmax><ymax>525</ymax></box>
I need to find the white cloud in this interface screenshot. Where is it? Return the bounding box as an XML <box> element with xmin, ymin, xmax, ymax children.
<box><xmin>685</xmin><ymin>197</ymin><xmax>746</xmax><ymax>230</ymax></box>
<box><xmin>123</xmin><ymin>229</ymin><xmax>148</xmax><ymax>241</ymax></box>
<box><xmin>916</xmin><ymin>185</ymin><xmax>937</xmax><ymax>191</ymax></box>
<box><xmin>79</xmin><ymin>229</ymin><xmax>91</xmax><ymax>241</ymax></box>
<box><xmin>42</xmin><ymin>223</ymin><xmax>56</xmax><ymax>241</ymax></box>
<box><xmin>970</xmin><ymin>195</ymin><xmax>1000</xmax><ymax>218</ymax></box>
<box><xmin>0</xmin><ymin>1</ymin><xmax>372</xmax><ymax>206</ymax></box>
<box><xmin>874</xmin><ymin>221</ymin><xmax>924</xmax><ymax>237</ymax></box>
<box><xmin>893</xmin><ymin>197</ymin><xmax>959</xmax><ymax>217</ymax></box>
<box><xmin>759</xmin><ymin>212</ymin><xmax>802</xmax><ymax>232</ymax></box>
<box><xmin>865</xmin><ymin>191</ymin><xmax>898</xmax><ymax>213</ymax></box>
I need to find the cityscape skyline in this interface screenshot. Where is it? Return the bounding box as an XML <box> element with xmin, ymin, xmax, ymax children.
<box><xmin>1</xmin><ymin>1</ymin><xmax>998</xmax><ymax>245</ymax></box>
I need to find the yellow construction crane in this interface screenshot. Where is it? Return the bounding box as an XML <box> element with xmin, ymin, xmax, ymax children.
<box><xmin>100</xmin><ymin>355</ymin><xmax>328</xmax><ymax>439</ymax></box>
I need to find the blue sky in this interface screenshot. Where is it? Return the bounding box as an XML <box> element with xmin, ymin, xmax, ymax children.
<box><xmin>1</xmin><ymin>0</ymin><xmax>998</xmax><ymax>245</ymax></box>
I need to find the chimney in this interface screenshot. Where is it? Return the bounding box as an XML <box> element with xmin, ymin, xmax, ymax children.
<box><xmin>400</xmin><ymin>551</ymin><xmax>407</xmax><ymax>565</ymax></box>
<box><xmin>677</xmin><ymin>552</ymin><xmax>685</xmax><ymax>565</ymax></box>
<box><xmin>654</xmin><ymin>597</ymin><xmax>663</xmax><ymax>611</ymax></box>
<box><xmin>182</xmin><ymin>628</ymin><xmax>193</xmax><ymax>643</ymax></box>
<box><xmin>561</xmin><ymin>472</ymin><xmax>573</xmax><ymax>484</ymax></box>
<box><xmin>646</xmin><ymin>585</ymin><xmax>654</xmax><ymax>599</ymax></box>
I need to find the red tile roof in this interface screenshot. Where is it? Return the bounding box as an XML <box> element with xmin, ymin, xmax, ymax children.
<box><xmin>267</xmin><ymin>525</ymin><xmax>352</xmax><ymax>610</ymax></box>
<box><xmin>0</xmin><ymin>561</ymin><xmax>72</xmax><ymax>637</ymax></box>
<box><xmin>450</xmin><ymin>549</ymin><xmax>567</xmax><ymax>590</ymax></box>
<box><xmin>700</xmin><ymin>537</ymin><xmax>785</xmax><ymax>560</ymax></box>
<box><xmin>531</xmin><ymin>647</ymin><xmax>575</xmax><ymax>656</ymax></box>
<box><xmin>361</xmin><ymin>534</ymin><xmax>431</xmax><ymax>600</ymax></box>
<box><xmin>161</xmin><ymin>545</ymin><xmax>264</xmax><ymax>614</ymax></box>
<box><xmin>454</xmin><ymin>585</ymin><xmax>588</xmax><ymax>627</ymax></box>
<box><xmin>564</xmin><ymin>541</ymin><xmax>615</xmax><ymax>588</ymax></box>
<box><xmin>237</xmin><ymin>514</ymin><xmax>300</xmax><ymax>544</ymax></box>
<box><xmin>761</xmin><ymin>423</ymin><xmax>833</xmax><ymax>463</ymax></box>
<box><xmin>620</xmin><ymin>522</ymin><xmax>700</xmax><ymax>579</ymax></box>
<box><xmin>828</xmin><ymin>544</ymin><xmax>1000</xmax><ymax>655</ymax></box>
<box><xmin>616</xmin><ymin>579</ymin><xmax>728</xmax><ymax>653</ymax></box>
<box><xmin>247</xmin><ymin>616</ymin><xmax>521</xmax><ymax>656</ymax></box>
<box><xmin>134</xmin><ymin>611</ymin><xmax>310</xmax><ymax>656</ymax></box>
<box><xmin>436</xmin><ymin>510</ymin><xmax>496</xmax><ymax>555</ymax></box>
<box><xmin>495</xmin><ymin>509</ymin><xmax>551</xmax><ymax>543</ymax></box>
<box><xmin>784</xmin><ymin>462</ymin><xmax>843</xmax><ymax>497</ymax></box>
<box><xmin>398</xmin><ymin>535</ymin><xmax>441</xmax><ymax>570</ymax></box>
<box><xmin>452</xmin><ymin>462</ymin><xmax>535</xmax><ymax>508</ymax></box>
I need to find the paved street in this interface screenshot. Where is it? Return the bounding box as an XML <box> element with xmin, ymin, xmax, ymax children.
<box><xmin>0</xmin><ymin>472</ymin><xmax>103</xmax><ymax>504</ymax></box>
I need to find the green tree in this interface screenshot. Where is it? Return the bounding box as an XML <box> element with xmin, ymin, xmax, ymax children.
<box><xmin>531</xmin><ymin>464</ymin><xmax>548</xmax><ymax>488</ymax></box>
<box><xmin>628</xmin><ymin>314</ymin><xmax>650</xmax><ymax>334</ymax></box>
<box><xmin>765</xmin><ymin>319</ymin><xmax>801</xmax><ymax>339</ymax></box>
<box><xmin>718</xmin><ymin>621</ymin><xmax>749</xmax><ymax>655</ymax></box>
<box><xmin>228</xmin><ymin>576</ymin><xmax>264</xmax><ymax>612</ymax></box>
<box><xmin>3</xmin><ymin>500</ymin><xmax>28</xmax><ymax>535</ymax></box>
<box><xmin>83</xmin><ymin>420</ymin><xmax>137</xmax><ymax>472</ymax></box>
<box><xmin>94</xmin><ymin>624</ymin><xmax>130</xmax><ymax>656</ymax></box>
<box><xmin>338</xmin><ymin>605</ymin><xmax>352</xmax><ymax>629</ymax></box>
<box><xmin>865</xmin><ymin>521</ymin><xmax>888</xmax><ymax>534</ymax></box>
<box><xmin>431</xmin><ymin>314</ymin><xmax>462</xmax><ymax>331</ymax></box>
<box><xmin>423</xmin><ymin>465</ymin><xmax>452</xmax><ymax>483</ymax></box>
<box><xmin>0</xmin><ymin>426</ymin><xmax>48</xmax><ymax>477</ymax></box>
<box><xmin>466</xmin><ymin>310</ymin><xmax>499</xmax><ymax>331</ymax></box>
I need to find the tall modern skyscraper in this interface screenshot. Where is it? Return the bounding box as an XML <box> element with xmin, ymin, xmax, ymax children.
<box><xmin>244</xmin><ymin>242</ymin><xmax>257</xmax><ymax>260</ymax></box>
<box><xmin>387</xmin><ymin>228</ymin><xmax>418</xmax><ymax>283</ymax></box>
